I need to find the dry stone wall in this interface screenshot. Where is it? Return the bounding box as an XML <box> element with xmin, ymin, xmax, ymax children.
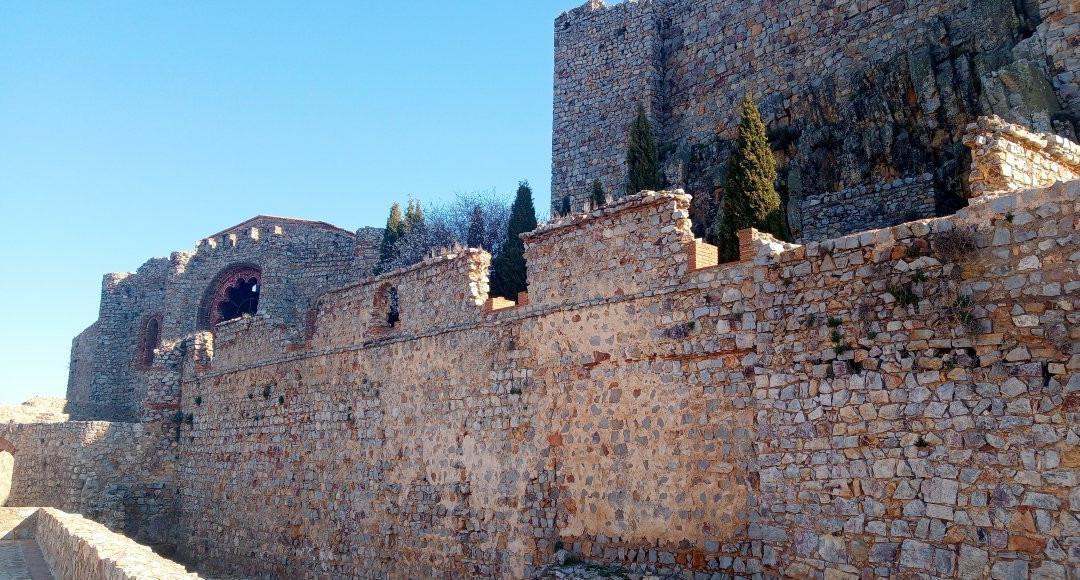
<box><xmin>0</xmin><ymin>421</ymin><xmax>176</xmax><ymax>546</ymax></box>
<box><xmin>163</xmin><ymin>136</ymin><xmax>1080</xmax><ymax>577</ymax></box>
<box><xmin>798</xmin><ymin>174</ymin><xmax>938</xmax><ymax>243</ymax></box>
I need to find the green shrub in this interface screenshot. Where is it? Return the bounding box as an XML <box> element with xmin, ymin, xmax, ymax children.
<box><xmin>890</xmin><ymin>284</ymin><xmax>918</xmax><ymax>307</ymax></box>
<box><xmin>591</xmin><ymin>179</ymin><xmax>606</xmax><ymax>209</ymax></box>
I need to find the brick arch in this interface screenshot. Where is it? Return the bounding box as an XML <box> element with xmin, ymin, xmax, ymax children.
<box><xmin>198</xmin><ymin>263</ymin><xmax>263</xmax><ymax>330</ymax></box>
<box><xmin>135</xmin><ymin>314</ymin><xmax>163</xmax><ymax>370</ymax></box>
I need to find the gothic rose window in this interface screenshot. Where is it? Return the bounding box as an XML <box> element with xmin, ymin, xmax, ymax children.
<box><xmin>200</xmin><ymin>266</ymin><xmax>262</xmax><ymax>329</ymax></box>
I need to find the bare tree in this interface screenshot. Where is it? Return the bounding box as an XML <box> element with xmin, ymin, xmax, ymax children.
<box><xmin>383</xmin><ymin>189</ymin><xmax>512</xmax><ymax>272</ymax></box>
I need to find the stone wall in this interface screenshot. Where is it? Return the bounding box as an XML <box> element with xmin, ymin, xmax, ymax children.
<box><xmin>35</xmin><ymin>508</ymin><xmax>201</xmax><ymax>579</ymax></box>
<box><xmin>0</xmin><ymin>421</ymin><xmax>175</xmax><ymax>545</ymax></box>
<box><xmin>522</xmin><ymin>190</ymin><xmax>694</xmax><ymax>308</ymax></box>
<box><xmin>552</xmin><ymin>0</ymin><xmax>1079</xmax><ymax>241</ymax></box>
<box><xmin>966</xmin><ymin>115</ymin><xmax>1080</xmax><ymax>197</ymax></box>
<box><xmin>552</xmin><ymin>0</ymin><xmax>662</xmax><ymax>212</ymax></box>
<box><xmin>797</xmin><ymin>174</ymin><xmax>938</xmax><ymax>243</ymax></box>
<box><xmin>165</xmin><ymin>152</ymin><xmax>1080</xmax><ymax>577</ymax></box>
<box><xmin>0</xmin><ymin>451</ymin><xmax>12</xmax><ymax>507</ymax></box>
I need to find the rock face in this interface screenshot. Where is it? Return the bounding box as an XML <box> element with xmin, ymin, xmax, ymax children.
<box><xmin>552</xmin><ymin>0</ymin><xmax>1079</xmax><ymax>243</ymax></box>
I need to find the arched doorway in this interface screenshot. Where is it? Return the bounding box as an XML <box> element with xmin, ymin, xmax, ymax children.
<box><xmin>0</xmin><ymin>437</ymin><xmax>15</xmax><ymax>507</ymax></box>
<box><xmin>198</xmin><ymin>264</ymin><xmax>263</xmax><ymax>330</ymax></box>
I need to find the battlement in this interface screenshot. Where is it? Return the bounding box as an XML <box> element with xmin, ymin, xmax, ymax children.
<box><xmin>193</xmin><ymin>120</ymin><xmax>1080</xmax><ymax>373</ymax></box>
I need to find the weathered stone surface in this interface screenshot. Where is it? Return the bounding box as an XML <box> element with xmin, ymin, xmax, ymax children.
<box><xmin>6</xmin><ymin>124</ymin><xmax>1080</xmax><ymax>578</ymax></box>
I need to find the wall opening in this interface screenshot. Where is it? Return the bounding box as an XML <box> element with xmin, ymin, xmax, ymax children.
<box><xmin>135</xmin><ymin>315</ymin><xmax>162</xmax><ymax>369</ymax></box>
<box><xmin>373</xmin><ymin>284</ymin><xmax>400</xmax><ymax>329</ymax></box>
<box><xmin>199</xmin><ymin>265</ymin><xmax>263</xmax><ymax>330</ymax></box>
<box><xmin>0</xmin><ymin>438</ymin><xmax>14</xmax><ymax>507</ymax></box>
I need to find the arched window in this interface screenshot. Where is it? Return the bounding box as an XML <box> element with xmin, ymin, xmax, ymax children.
<box><xmin>0</xmin><ymin>437</ymin><xmax>14</xmax><ymax>507</ymax></box>
<box><xmin>199</xmin><ymin>265</ymin><xmax>262</xmax><ymax>330</ymax></box>
<box><xmin>136</xmin><ymin>315</ymin><xmax>162</xmax><ymax>369</ymax></box>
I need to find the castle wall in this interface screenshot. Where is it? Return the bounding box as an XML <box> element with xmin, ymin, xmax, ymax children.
<box><xmin>169</xmin><ymin>141</ymin><xmax>1080</xmax><ymax>577</ymax></box>
<box><xmin>66</xmin><ymin>259</ymin><xmax>172</xmax><ymax>422</ymax></box>
<box><xmin>965</xmin><ymin>115</ymin><xmax>1080</xmax><ymax>197</ymax></box>
<box><xmin>66</xmin><ymin>323</ymin><xmax>98</xmax><ymax>406</ymax></box>
<box><xmin>552</xmin><ymin>0</ymin><xmax>662</xmax><ymax>210</ymax></box>
<box><xmin>552</xmin><ymin>0</ymin><xmax>1078</xmax><ymax>241</ymax></box>
<box><xmin>523</xmin><ymin>190</ymin><xmax>694</xmax><ymax>308</ymax></box>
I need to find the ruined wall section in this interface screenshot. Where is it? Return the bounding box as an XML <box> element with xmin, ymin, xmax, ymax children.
<box><xmin>353</xmin><ymin>226</ymin><xmax>384</xmax><ymax>279</ymax></box>
<box><xmin>65</xmin><ymin>258</ymin><xmax>172</xmax><ymax>421</ymax></box>
<box><xmin>66</xmin><ymin>217</ymin><xmax>367</xmax><ymax>423</ymax></box>
<box><xmin>66</xmin><ymin>323</ymin><xmax>98</xmax><ymax>405</ymax></box>
<box><xmin>965</xmin><ymin>115</ymin><xmax>1080</xmax><ymax>197</ymax></box>
<box><xmin>166</xmin><ymin>221</ymin><xmax>357</xmax><ymax>340</ymax></box>
<box><xmin>1</xmin><ymin>421</ymin><xmax>176</xmax><ymax>546</ymax></box>
<box><xmin>798</xmin><ymin>174</ymin><xmax>937</xmax><ymax>243</ymax></box>
<box><xmin>552</xmin><ymin>0</ymin><xmax>662</xmax><ymax>213</ymax></box>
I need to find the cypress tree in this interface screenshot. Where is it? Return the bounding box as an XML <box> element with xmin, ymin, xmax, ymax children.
<box><xmin>490</xmin><ymin>181</ymin><xmax>538</xmax><ymax>299</ymax></box>
<box><xmin>625</xmin><ymin>104</ymin><xmax>662</xmax><ymax>195</ymax></box>
<box><xmin>591</xmin><ymin>179</ymin><xmax>606</xmax><ymax>209</ymax></box>
<box><xmin>376</xmin><ymin>203</ymin><xmax>406</xmax><ymax>275</ymax></box>
<box><xmin>714</xmin><ymin>95</ymin><xmax>784</xmax><ymax>262</ymax></box>
<box><xmin>466</xmin><ymin>205</ymin><xmax>485</xmax><ymax>249</ymax></box>
<box><xmin>404</xmin><ymin>200</ymin><xmax>424</xmax><ymax>234</ymax></box>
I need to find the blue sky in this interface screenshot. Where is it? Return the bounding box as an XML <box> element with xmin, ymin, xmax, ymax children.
<box><xmin>0</xmin><ymin>1</ymin><xmax>588</xmax><ymax>404</ymax></box>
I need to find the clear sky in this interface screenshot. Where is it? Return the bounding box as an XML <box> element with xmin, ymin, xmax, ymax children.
<box><xmin>0</xmin><ymin>1</ymin><xmax>590</xmax><ymax>404</ymax></box>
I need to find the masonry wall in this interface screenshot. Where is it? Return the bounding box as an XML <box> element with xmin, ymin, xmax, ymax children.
<box><xmin>552</xmin><ymin>0</ymin><xmax>662</xmax><ymax>211</ymax></box>
<box><xmin>0</xmin><ymin>421</ymin><xmax>176</xmax><ymax>546</ymax></box>
<box><xmin>797</xmin><ymin>174</ymin><xmax>938</xmax><ymax>243</ymax></box>
<box><xmin>965</xmin><ymin>115</ymin><xmax>1080</xmax><ymax>197</ymax></box>
<box><xmin>170</xmin><ymin>158</ymin><xmax>1080</xmax><ymax>577</ymax></box>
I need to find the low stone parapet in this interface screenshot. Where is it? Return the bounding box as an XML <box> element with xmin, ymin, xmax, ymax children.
<box><xmin>36</xmin><ymin>508</ymin><xmax>200</xmax><ymax>579</ymax></box>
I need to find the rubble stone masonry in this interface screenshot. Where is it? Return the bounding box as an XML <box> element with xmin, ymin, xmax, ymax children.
<box><xmin>167</xmin><ymin>126</ymin><xmax>1080</xmax><ymax>577</ymax></box>
<box><xmin>2</xmin><ymin>122</ymin><xmax>1079</xmax><ymax>578</ymax></box>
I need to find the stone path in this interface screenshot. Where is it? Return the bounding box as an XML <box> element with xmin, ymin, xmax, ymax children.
<box><xmin>0</xmin><ymin>540</ymin><xmax>54</xmax><ymax>579</ymax></box>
